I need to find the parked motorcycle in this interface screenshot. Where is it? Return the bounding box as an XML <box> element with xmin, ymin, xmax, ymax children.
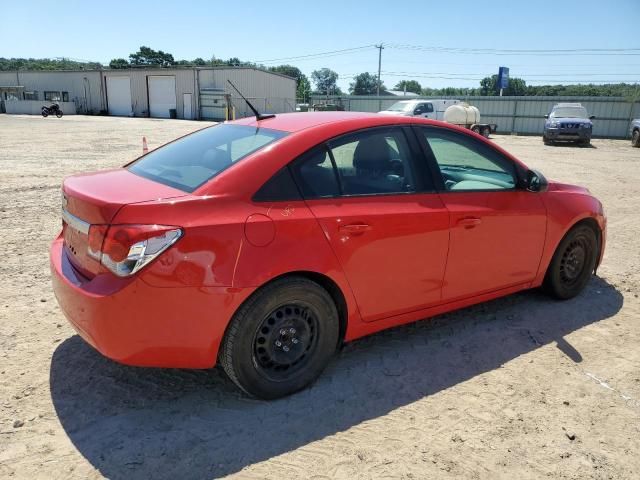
<box><xmin>42</xmin><ymin>103</ymin><xmax>63</xmax><ymax>118</ymax></box>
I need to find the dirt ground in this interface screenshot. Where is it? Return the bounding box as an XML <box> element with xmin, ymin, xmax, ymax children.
<box><xmin>0</xmin><ymin>114</ymin><xmax>639</xmax><ymax>480</ymax></box>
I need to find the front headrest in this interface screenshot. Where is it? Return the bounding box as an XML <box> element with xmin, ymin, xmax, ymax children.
<box><xmin>353</xmin><ymin>135</ymin><xmax>392</xmax><ymax>171</ymax></box>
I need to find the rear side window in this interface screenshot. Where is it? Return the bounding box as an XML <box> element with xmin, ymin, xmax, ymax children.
<box><xmin>129</xmin><ymin>124</ymin><xmax>288</xmax><ymax>192</ymax></box>
<box><xmin>328</xmin><ymin>128</ymin><xmax>417</xmax><ymax>195</ymax></box>
<box><xmin>290</xmin><ymin>148</ymin><xmax>340</xmax><ymax>198</ymax></box>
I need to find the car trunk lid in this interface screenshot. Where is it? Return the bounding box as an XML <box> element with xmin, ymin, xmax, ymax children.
<box><xmin>61</xmin><ymin>169</ymin><xmax>187</xmax><ymax>277</ymax></box>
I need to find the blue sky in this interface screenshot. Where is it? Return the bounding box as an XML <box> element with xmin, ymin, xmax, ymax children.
<box><xmin>2</xmin><ymin>0</ymin><xmax>638</xmax><ymax>91</ymax></box>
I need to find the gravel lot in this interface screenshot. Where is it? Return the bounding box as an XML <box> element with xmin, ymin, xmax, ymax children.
<box><xmin>1</xmin><ymin>114</ymin><xmax>639</xmax><ymax>480</ymax></box>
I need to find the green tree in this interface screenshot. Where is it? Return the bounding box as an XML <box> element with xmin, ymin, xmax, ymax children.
<box><xmin>297</xmin><ymin>76</ymin><xmax>312</xmax><ymax>102</ymax></box>
<box><xmin>479</xmin><ymin>74</ymin><xmax>527</xmax><ymax>96</ymax></box>
<box><xmin>269</xmin><ymin>65</ymin><xmax>312</xmax><ymax>101</ymax></box>
<box><xmin>193</xmin><ymin>57</ymin><xmax>206</xmax><ymax>66</ymax></box>
<box><xmin>129</xmin><ymin>46</ymin><xmax>175</xmax><ymax>67</ymax></box>
<box><xmin>311</xmin><ymin>68</ymin><xmax>341</xmax><ymax>95</ymax></box>
<box><xmin>394</xmin><ymin>80</ymin><xmax>422</xmax><ymax>94</ymax></box>
<box><xmin>109</xmin><ymin>58</ymin><xmax>129</xmax><ymax>69</ymax></box>
<box><xmin>349</xmin><ymin>72</ymin><xmax>384</xmax><ymax>95</ymax></box>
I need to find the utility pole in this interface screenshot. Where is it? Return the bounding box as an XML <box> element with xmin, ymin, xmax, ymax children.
<box><xmin>376</xmin><ymin>43</ymin><xmax>384</xmax><ymax>96</ymax></box>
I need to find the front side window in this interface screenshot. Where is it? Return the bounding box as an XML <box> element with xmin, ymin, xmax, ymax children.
<box><xmin>421</xmin><ymin>128</ymin><xmax>516</xmax><ymax>191</ymax></box>
<box><xmin>129</xmin><ymin>124</ymin><xmax>288</xmax><ymax>192</ymax></box>
<box><xmin>424</xmin><ymin>103</ymin><xmax>434</xmax><ymax>113</ymax></box>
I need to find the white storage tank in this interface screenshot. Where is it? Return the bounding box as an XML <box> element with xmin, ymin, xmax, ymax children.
<box><xmin>444</xmin><ymin>104</ymin><xmax>480</xmax><ymax>126</ymax></box>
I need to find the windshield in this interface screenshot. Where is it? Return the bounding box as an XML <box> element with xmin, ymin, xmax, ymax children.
<box><xmin>128</xmin><ymin>124</ymin><xmax>288</xmax><ymax>192</ymax></box>
<box><xmin>386</xmin><ymin>101</ymin><xmax>414</xmax><ymax>112</ymax></box>
<box><xmin>550</xmin><ymin>106</ymin><xmax>589</xmax><ymax>119</ymax></box>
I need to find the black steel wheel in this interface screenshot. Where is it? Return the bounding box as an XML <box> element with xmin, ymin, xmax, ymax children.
<box><xmin>544</xmin><ymin>224</ymin><xmax>598</xmax><ymax>300</ymax></box>
<box><xmin>252</xmin><ymin>303</ymin><xmax>319</xmax><ymax>381</ymax></box>
<box><xmin>481</xmin><ymin>126</ymin><xmax>491</xmax><ymax>138</ymax></box>
<box><xmin>220</xmin><ymin>276</ymin><xmax>339</xmax><ymax>399</ymax></box>
<box><xmin>632</xmin><ymin>130</ymin><xmax>640</xmax><ymax>148</ymax></box>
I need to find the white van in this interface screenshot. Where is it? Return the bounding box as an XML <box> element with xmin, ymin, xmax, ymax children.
<box><xmin>378</xmin><ymin>99</ymin><xmax>461</xmax><ymax>120</ymax></box>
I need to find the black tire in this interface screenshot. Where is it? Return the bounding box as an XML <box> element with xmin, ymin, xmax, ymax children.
<box><xmin>578</xmin><ymin>138</ymin><xmax>590</xmax><ymax>146</ymax></box>
<box><xmin>41</xmin><ymin>109</ymin><xmax>49</xmax><ymax>118</ymax></box>
<box><xmin>471</xmin><ymin>125</ymin><xmax>481</xmax><ymax>134</ymax></box>
<box><xmin>543</xmin><ymin>135</ymin><xmax>552</xmax><ymax>145</ymax></box>
<box><xmin>632</xmin><ymin>129</ymin><xmax>640</xmax><ymax>148</ymax></box>
<box><xmin>219</xmin><ymin>276</ymin><xmax>339</xmax><ymax>399</ymax></box>
<box><xmin>543</xmin><ymin>224</ymin><xmax>598</xmax><ymax>300</ymax></box>
<box><xmin>481</xmin><ymin>126</ymin><xmax>491</xmax><ymax>138</ymax></box>
<box><xmin>56</xmin><ymin>110</ymin><xmax>63</xmax><ymax>118</ymax></box>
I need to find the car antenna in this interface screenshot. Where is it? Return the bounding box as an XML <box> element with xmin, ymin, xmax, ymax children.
<box><xmin>226</xmin><ymin>80</ymin><xmax>275</xmax><ymax>121</ymax></box>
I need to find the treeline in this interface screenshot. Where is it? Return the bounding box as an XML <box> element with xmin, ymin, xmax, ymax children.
<box><xmin>0</xmin><ymin>57</ymin><xmax>103</xmax><ymax>71</ymax></box>
<box><xmin>2</xmin><ymin>48</ymin><xmax>639</xmax><ymax>99</ymax></box>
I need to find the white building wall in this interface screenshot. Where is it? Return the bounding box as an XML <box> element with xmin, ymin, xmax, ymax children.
<box><xmin>197</xmin><ymin>68</ymin><xmax>296</xmax><ymax>119</ymax></box>
<box><xmin>1</xmin><ymin>67</ymin><xmax>295</xmax><ymax>121</ymax></box>
<box><xmin>102</xmin><ymin>69</ymin><xmax>197</xmax><ymax>119</ymax></box>
<box><xmin>0</xmin><ymin>71</ymin><xmax>103</xmax><ymax>113</ymax></box>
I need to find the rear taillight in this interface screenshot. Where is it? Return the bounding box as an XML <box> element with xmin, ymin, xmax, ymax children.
<box><xmin>87</xmin><ymin>224</ymin><xmax>182</xmax><ymax>277</ymax></box>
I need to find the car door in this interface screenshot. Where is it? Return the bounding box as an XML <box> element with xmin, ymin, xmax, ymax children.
<box><xmin>290</xmin><ymin>126</ymin><xmax>450</xmax><ymax>323</ymax></box>
<box><xmin>416</xmin><ymin>126</ymin><xmax>547</xmax><ymax>302</ymax></box>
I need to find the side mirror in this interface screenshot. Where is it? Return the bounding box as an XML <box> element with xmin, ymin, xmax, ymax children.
<box><xmin>524</xmin><ymin>169</ymin><xmax>548</xmax><ymax>193</ymax></box>
<box><xmin>589</xmin><ymin>115</ymin><xmax>596</xmax><ymax>120</ymax></box>
<box><xmin>544</xmin><ymin>114</ymin><xmax>549</xmax><ymax>119</ymax></box>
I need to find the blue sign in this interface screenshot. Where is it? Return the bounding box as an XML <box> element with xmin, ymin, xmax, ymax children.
<box><xmin>498</xmin><ymin>67</ymin><xmax>509</xmax><ymax>89</ymax></box>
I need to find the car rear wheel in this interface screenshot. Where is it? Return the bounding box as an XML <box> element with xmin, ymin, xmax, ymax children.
<box><xmin>544</xmin><ymin>224</ymin><xmax>598</xmax><ymax>300</ymax></box>
<box><xmin>219</xmin><ymin>276</ymin><xmax>339</xmax><ymax>399</ymax></box>
<box><xmin>632</xmin><ymin>129</ymin><xmax>640</xmax><ymax>147</ymax></box>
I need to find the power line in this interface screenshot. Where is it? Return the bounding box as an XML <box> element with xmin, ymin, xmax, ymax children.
<box><xmin>387</xmin><ymin>44</ymin><xmax>640</xmax><ymax>55</ymax></box>
<box><xmin>253</xmin><ymin>45</ymin><xmax>375</xmax><ymax>64</ymax></box>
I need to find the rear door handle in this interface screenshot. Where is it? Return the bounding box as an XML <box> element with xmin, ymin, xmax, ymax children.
<box><xmin>339</xmin><ymin>223</ymin><xmax>372</xmax><ymax>234</ymax></box>
<box><xmin>457</xmin><ymin>217</ymin><xmax>482</xmax><ymax>227</ymax></box>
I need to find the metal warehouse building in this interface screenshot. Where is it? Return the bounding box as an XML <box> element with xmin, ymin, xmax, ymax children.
<box><xmin>0</xmin><ymin>67</ymin><xmax>296</xmax><ymax>120</ymax></box>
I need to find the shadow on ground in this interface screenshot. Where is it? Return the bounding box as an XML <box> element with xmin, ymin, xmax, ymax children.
<box><xmin>50</xmin><ymin>277</ymin><xmax>622</xmax><ymax>479</ymax></box>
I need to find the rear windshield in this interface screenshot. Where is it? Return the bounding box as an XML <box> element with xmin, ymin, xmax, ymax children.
<box><xmin>128</xmin><ymin>124</ymin><xmax>288</xmax><ymax>192</ymax></box>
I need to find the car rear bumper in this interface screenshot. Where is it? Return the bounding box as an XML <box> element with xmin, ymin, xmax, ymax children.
<box><xmin>50</xmin><ymin>235</ymin><xmax>253</xmax><ymax>368</ymax></box>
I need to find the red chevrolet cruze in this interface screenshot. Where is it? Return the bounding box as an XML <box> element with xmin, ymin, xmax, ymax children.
<box><xmin>51</xmin><ymin>112</ymin><xmax>606</xmax><ymax>398</ymax></box>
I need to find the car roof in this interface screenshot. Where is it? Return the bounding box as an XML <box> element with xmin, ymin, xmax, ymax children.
<box><xmin>229</xmin><ymin>111</ymin><xmax>376</xmax><ymax>132</ymax></box>
<box><xmin>230</xmin><ymin>111</ymin><xmax>420</xmax><ymax>133</ymax></box>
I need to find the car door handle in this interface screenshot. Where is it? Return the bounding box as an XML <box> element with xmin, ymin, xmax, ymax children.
<box><xmin>457</xmin><ymin>217</ymin><xmax>482</xmax><ymax>228</ymax></box>
<box><xmin>339</xmin><ymin>223</ymin><xmax>372</xmax><ymax>234</ymax></box>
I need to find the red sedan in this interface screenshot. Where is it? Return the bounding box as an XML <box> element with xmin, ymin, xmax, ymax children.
<box><xmin>50</xmin><ymin>112</ymin><xmax>606</xmax><ymax>399</ymax></box>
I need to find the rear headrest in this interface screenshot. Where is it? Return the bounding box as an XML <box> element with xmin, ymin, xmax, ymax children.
<box><xmin>353</xmin><ymin>135</ymin><xmax>392</xmax><ymax>171</ymax></box>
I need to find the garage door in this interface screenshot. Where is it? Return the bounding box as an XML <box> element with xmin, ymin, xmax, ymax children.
<box><xmin>148</xmin><ymin>76</ymin><xmax>176</xmax><ymax>118</ymax></box>
<box><xmin>106</xmin><ymin>77</ymin><xmax>132</xmax><ymax>116</ymax></box>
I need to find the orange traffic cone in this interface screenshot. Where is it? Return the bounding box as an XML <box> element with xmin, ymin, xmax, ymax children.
<box><xmin>142</xmin><ymin>136</ymin><xmax>149</xmax><ymax>154</ymax></box>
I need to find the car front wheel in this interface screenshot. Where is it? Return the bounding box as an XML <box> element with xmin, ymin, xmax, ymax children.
<box><xmin>219</xmin><ymin>276</ymin><xmax>340</xmax><ymax>399</ymax></box>
<box><xmin>632</xmin><ymin>129</ymin><xmax>640</xmax><ymax>147</ymax></box>
<box><xmin>544</xmin><ymin>224</ymin><xmax>598</xmax><ymax>300</ymax></box>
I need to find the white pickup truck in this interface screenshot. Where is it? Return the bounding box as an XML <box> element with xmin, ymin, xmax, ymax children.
<box><xmin>379</xmin><ymin>99</ymin><xmax>497</xmax><ymax>138</ymax></box>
